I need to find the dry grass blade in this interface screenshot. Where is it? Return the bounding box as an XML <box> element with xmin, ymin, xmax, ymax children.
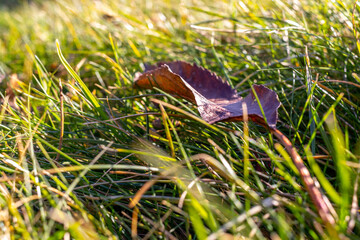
<box><xmin>54</xmin><ymin>79</ymin><xmax>64</xmax><ymax>163</ymax></box>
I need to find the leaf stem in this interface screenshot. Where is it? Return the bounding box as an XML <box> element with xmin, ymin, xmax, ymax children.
<box><xmin>271</xmin><ymin>128</ymin><xmax>337</xmax><ymax>233</ymax></box>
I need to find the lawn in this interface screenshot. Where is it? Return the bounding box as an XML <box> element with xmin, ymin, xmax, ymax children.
<box><xmin>0</xmin><ymin>0</ymin><xmax>359</xmax><ymax>239</ymax></box>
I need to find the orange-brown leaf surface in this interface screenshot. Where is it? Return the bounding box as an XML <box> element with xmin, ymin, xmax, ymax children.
<box><xmin>134</xmin><ymin>61</ymin><xmax>280</xmax><ymax>129</ymax></box>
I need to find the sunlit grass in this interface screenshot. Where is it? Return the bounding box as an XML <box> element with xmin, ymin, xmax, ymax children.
<box><xmin>0</xmin><ymin>0</ymin><xmax>359</xmax><ymax>239</ymax></box>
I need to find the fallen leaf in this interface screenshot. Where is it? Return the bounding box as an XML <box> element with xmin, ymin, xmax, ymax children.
<box><xmin>133</xmin><ymin>61</ymin><xmax>336</xmax><ymax>227</ymax></box>
<box><xmin>134</xmin><ymin>61</ymin><xmax>280</xmax><ymax>129</ymax></box>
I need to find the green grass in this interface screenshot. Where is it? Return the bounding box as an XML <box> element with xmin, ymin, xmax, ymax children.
<box><xmin>0</xmin><ymin>0</ymin><xmax>359</xmax><ymax>239</ymax></box>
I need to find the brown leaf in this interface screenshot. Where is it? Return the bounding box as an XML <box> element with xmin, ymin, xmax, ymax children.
<box><xmin>134</xmin><ymin>61</ymin><xmax>280</xmax><ymax>129</ymax></box>
<box><xmin>134</xmin><ymin>61</ymin><xmax>336</xmax><ymax>227</ymax></box>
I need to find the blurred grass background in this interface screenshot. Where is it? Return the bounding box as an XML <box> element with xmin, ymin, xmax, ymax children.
<box><xmin>0</xmin><ymin>0</ymin><xmax>359</xmax><ymax>239</ymax></box>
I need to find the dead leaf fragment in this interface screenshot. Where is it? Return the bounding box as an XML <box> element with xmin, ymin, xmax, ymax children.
<box><xmin>134</xmin><ymin>61</ymin><xmax>280</xmax><ymax>129</ymax></box>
